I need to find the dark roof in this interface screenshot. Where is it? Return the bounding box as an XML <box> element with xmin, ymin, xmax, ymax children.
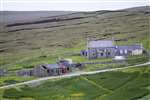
<box><xmin>88</xmin><ymin>40</ymin><xmax>114</xmax><ymax>48</ymax></box>
<box><xmin>42</xmin><ymin>64</ymin><xmax>60</xmax><ymax>69</ymax></box>
<box><xmin>116</xmin><ymin>44</ymin><xmax>142</xmax><ymax>50</ymax></box>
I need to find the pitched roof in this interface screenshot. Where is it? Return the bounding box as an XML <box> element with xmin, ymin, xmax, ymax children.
<box><xmin>88</xmin><ymin>40</ymin><xmax>114</xmax><ymax>48</ymax></box>
<box><xmin>116</xmin><ymin>44</ymin><xmax>142</xmax><ymax>50</ymax></box>
<box><xmin>42</xmin><ymin>64</ymin><xmax>60</xmax><ymax>69</ymax></box>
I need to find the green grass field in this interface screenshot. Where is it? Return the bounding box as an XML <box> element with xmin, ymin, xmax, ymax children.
<box><xmin>0</xmin><ymin>65</ymin><xmax>150</xmax><ymax>100</ymax></box>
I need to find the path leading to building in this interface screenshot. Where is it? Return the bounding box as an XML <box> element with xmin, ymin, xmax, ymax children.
<box><xmin>0</xmin><ymin>61</ymin><xmax>150</xmax><ymax>89</ymax></box>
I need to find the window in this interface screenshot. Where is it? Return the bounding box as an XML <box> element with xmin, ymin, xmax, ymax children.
<box><xmin>67</xmin><ymin>67</ymin><xmax>70</xmax><ymax>71</ymax></box>
<box><xmin>47</xmin><ymin>69</ymin><xmax>50</xmax><ymax>73</ymax></box>
<box><xmin>101</xmin><ymin>53</ymin><xmax>103</xmax><ymax>56</ymax></box>
<box><xmin>97</xmin><ymin>49</ymin><xmax>103</xmax><ymax>53</ymax></box>
<box><xmin>120</xmin><ymin>50</ymin><xmax>123</xmax><ymax>54</ymax></box>
<box><xmin>124</xmin><ymin>49</ymin><xmax>127</xmax><ymax>54</ymax></box>
<box><xmin>85</xmin><ymin>52</ymin><xmax>87</xmax><ymax>56</ymax></box>
<box><xmin>51</xmin><ymin>69</ymin><xmax>54</xmax><ymax>73</ymax></box>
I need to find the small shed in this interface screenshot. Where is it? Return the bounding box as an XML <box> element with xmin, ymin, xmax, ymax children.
<box><xmin>32</xmin><ymin>62</ymin><xmax>72</xmax><ymax>77</ymax></box>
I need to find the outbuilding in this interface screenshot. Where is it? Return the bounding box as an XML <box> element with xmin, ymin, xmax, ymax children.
<box><xmin>32</xmin><ymin>59</ymin><xmax>72</xmax><ymax>77</ymax></box>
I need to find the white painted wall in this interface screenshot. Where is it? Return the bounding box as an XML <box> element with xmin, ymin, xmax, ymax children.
<box><xmin>132</xmin><ymin>49</ymin><xmax>143</xmax><ymax>55</ymax></box>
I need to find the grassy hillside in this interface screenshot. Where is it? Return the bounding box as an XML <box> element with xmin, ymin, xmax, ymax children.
<box><xmin>0</xmin><ymin>11</ymin><xmax>75</xmax><ymax>24</ymax></box>
<box><xmin>0</xmin><ymin>6</ymin><xmax>150</xmax><ymax>70</ymax></box>
<box><xmin>0</xmin><ymin>65</ymin><xmax>150</xmax><ymax>100</ymax></box>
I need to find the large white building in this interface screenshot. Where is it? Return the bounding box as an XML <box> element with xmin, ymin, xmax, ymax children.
<box><xmin>81</xmin><ymin>39</ymin><xmax>143</xmax><ymax>59</ymax></box>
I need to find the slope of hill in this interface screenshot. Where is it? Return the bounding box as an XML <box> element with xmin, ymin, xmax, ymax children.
<box><xmin>0</xmin><ymin>6</ymin><xmax>149</xmax><ymax>69</ymax></box>
<box><xmin>0</xmin><ymin>11</ymin><xmax>75</xmax><ymax>24</ymax></box>
<box><xmin>122</xmin><ymin>6</ymin><xmax>150</xmax><ymax>12</ymax></box>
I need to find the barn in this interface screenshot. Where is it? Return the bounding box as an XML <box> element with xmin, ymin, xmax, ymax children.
<box><xmin>31</xmin><ymin>59</ymin><xmax>72</xmax><ymax>77</ymax></box>
<box><xmin>17</xmin><ymin>59</ymin><xmax>73</xmax><ymax>77</ymax></box>
<box><xmin>32</xmin><ymin>63</ymin><xmax>71</xmax><ymax>77</ymax></box>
